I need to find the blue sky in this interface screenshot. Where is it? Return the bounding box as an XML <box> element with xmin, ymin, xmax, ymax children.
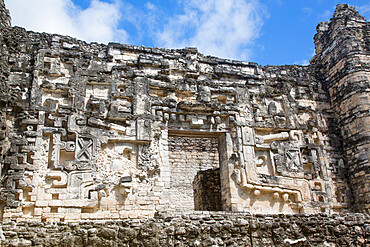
<box><xmin>5</xmin><ymin>0</ymin><xmax>370</xmax><ymax>66</ymax></box>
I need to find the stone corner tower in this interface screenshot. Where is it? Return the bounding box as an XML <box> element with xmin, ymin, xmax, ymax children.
<box><xmin>0</xmin><ymin>0</ymin><xmax>11</xmax><ymax>30</ymax></box>
<box><xmin>311</xmin><ymin>4</ymin><xmax>370</xmax><ymax>213</ymax></box>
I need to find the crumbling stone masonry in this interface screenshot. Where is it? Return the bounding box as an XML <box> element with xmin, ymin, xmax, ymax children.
<box><xmin>0</xmin><ymin>0</ymin><xmax>369</xmax><ymax>226</ymax></box>
<box><xmin>311</xmin><ymin>4</ymin><xmax>370</xmax><ymax>213</ymax></box>
<box><xmin>0</xmin><ymin>212</ymin><xmax>369</xmax><ymax>247</ymax></box>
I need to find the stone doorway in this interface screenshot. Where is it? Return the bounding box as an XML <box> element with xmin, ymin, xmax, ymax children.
<box><xmin>193</xmin><ymin>168</ymin><xmax>222</xmax><ymax>211</ymax></box>
<box><xmin>168</xmin><ymin>131</ymin><xmax>224</xmax><ymax>211</ymax></box>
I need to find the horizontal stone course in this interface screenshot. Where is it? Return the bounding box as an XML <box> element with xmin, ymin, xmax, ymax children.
<box><xmin>0</xmin><ymin>213</ymin><xmax>368</xmax><ymax>246</ymax></box>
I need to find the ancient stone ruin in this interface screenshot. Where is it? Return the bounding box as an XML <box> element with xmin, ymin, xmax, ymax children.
<box><xmin>0</xmin><ymin>1</ymin><xmax>369</xmax><ymax>221</ymax></box>
<box><xmin>0</xmin><ymin>1</ymin><xmax>369</xmax><ymax>245</ymax></box>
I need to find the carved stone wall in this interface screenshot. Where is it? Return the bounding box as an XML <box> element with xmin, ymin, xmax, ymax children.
<box><xmin>312</xmin><ymin>4</ymin><xmax>370</xmax><ymax>213</ymax></box>
<box><xmin>0</xmin><ymin>2</ymin><xmax>368</xmax><ymax>222</ymax></box>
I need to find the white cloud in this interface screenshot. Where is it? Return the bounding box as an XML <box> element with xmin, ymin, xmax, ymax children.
<box><xmin>294</xmin><ymin>50</ymin><xmax>315</xmax><ymax>66</ymax></box>
<box><xmin>318</xmin><ymin>9</ymin><xmax>332</xmax><ymax>21</ymax></box>
<box><xmin>145</xmin><ymin>2</ymin><xmax>156</xmax><ymax>11</ymax></box>
<box><xmin>5</xmin><ymin>0</ymin><xmax>128</xmax><ymax>44</ymax></box>
<box><xmin>293</xmin><ymin>59</ymin><xmax>309</xmax><ymax>66</ymax></box>
<box><xmin>5</xmin><ymin>0</ymin><xmax>268</xmax><ymax>60</ymax></box>
<box><xmin>358</xmin><ymin>3</ymin><xmax>370</xmax><ymax>16</ymax></box>
<box><xmin>302</xmin><ymin>7</ymin><xmax>313</xmax><ymax>15</ymax></box>
<box><xmin>156</xmin><ymin>0</ymin><xmax>266</xmax><ymax>61</ymax></box>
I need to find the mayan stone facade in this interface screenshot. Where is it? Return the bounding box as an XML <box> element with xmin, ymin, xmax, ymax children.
<box><xmin>0</xmin><ymin>1</ymin><xmax>369</xmax><ymax>224</ymax></box>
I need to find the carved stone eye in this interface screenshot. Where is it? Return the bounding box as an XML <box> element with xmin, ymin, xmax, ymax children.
<box><xmin>256</xmin><ymin>156</ymin><xmax>266</xmax><ymax>167</ymax></box>
<box><xmin>66</xmin><ymin>141</ymin><xmax>76</xmax><ymax>152</ymax></box>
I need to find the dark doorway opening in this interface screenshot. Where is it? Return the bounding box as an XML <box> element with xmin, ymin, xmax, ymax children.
<box><xmin>193</xmin><ymin>168</ymin><xmax>222</xmax><ymax>211</ymax></box>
